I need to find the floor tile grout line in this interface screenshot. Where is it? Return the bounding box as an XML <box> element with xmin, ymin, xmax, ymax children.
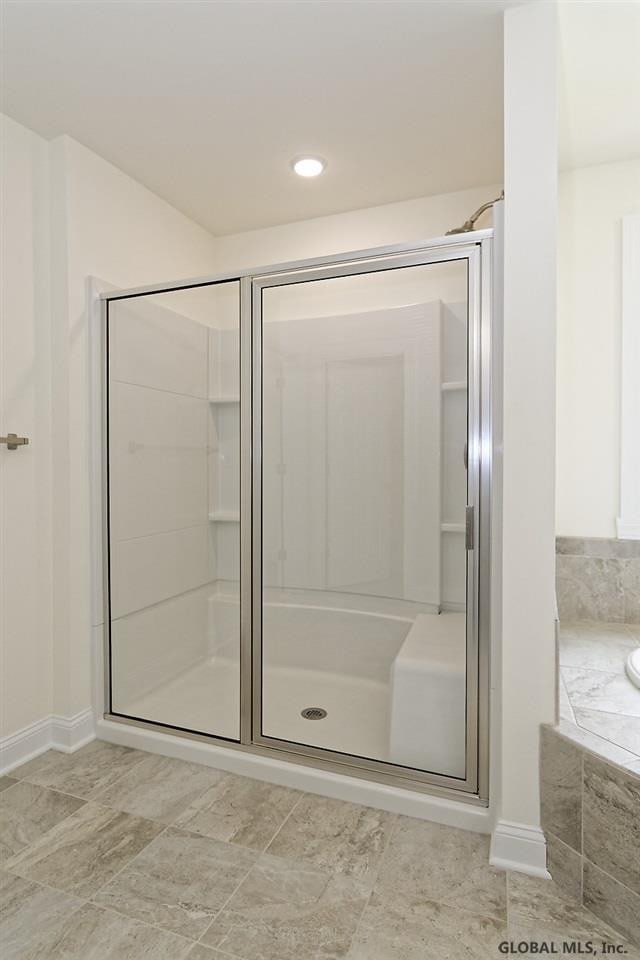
<box><xmin>560</xmin><ymin>674</ymin><xmax>577</xmax><ymax>726</ymax></box>
<box><xmin>8</xmin><ymin>743</ymin><xmax>151</xmax><ymax>804</ymax></box>
<box><xmin>2</xmin><ymin>797</ymin><xmax>161</xmax><ymax>872</ymax></box>
<box><xmin>13</xmin><ymin>778</ymin><xmax>100</xmax><ymax>804</ymax></box>
<box><xmin>570</xmin><ymin>713</ymin><xmax>640</xmax><ymax>749</ymax></box>
<box><xmin>85</xmin><ymin>746</ymin><xmax>154</xmax><ymax>801</ymax></box>
<box><xmin>87</xmin><ymin>821</ymin><xmax>173</xmax><ymax>903</ymax></box>
<box><xmin>193</xmin><ymin>791</ymin><xmax>308</xmax><ymax>947</ymax></box>
<box><xmin>369</xmin><ymin>815</ymin><xmax>510</xmax><ymax>926</ymax></box>
<box><xmin>503</xmin><ymin>858</ymin><xmax>635</xmax><ymax>942</ymax></box>
<box><xmin>339</xmin><ymin>884</ymin><xmax>374</xmax><ymax>955</ymax></box>
<box><xmin>0</xmin><ymin>870</ymin><xmax>92</xmax><ymax>933</ymax></box>
<box><xmin>195</xmin><ymin>940</ymin><xmax>250</xmax><ymax>960</ymax></box>
<box><xmin>3</xmin><ymin>805</ymin><xmax>170</xmax><ymax>900</ymax></box>
<box><xmin>334</xmin><ymin>808</ymin><xmax>399</xmax><ymax>953</ymax></box>
<box><xmin>581</xmin><ymin>851</ymin><xmax>640</xmax><ymax>899</ymax></box>
<box><xmin>259</xmin><ymin>788</ymin><xmax>306</xmax><ymax>854</ymax></box>
<box><xmin>90</xmin><ymin>755</ymin><xmax>233</xmax><ymax>827</ymax></box>
<box><xmin>558</xmin><ymin>722</ymin><xmax>640</xmax><ymax>774</ymax></box>
<box><xmin>85</xmin><ymin>892</ymin><xmax>198</xmax><ymax>947</ymax></box>
<box><xmin>366</xmin><ymin>809</ymin><xmax>398</xmax><ymax>887</ymax></box>
<box><xmin>571</xmin><ymin>703</ymin><xmax>640</xmax><ymax>723</ymax></box>
<box><xmin>0</xmin><ymin>777</ymin><xmax>96</xmax><ymax>813</ymax></box>
<box><xmin>3</xmin><ymin>813</ymin><xmax>268</xmax><ymax>956</ymax></box>
<box><xmin>0</xmin><ymin>867</ymin><xmax>198</xmax><ymax>948</ymax></box>
<box><xmin>196</xmin><ymin>796</ymin><xmax>396</xmax><ymax>951</ymax></box>
<box><xmin>571</xmin><ymin>719</ymin><xmax>640</xmax><ymax>758</ymax></box>
<box><xmin>347</xmin><ymin>877</ymin><xmax>510</xmax><ymax>950</ymax></box>
<box><xmin>194</xmin><ymin>858</ymin><xmax>259</xmax><ymax>949</ymax></box>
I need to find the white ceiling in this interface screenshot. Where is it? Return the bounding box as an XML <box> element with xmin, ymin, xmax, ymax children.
<box><xmin>559</xmin><ymin>1</ymin><xmax>640</xmax><ymax>169</ymax></box>
<box><xmin>1</xmin><ymin>0</ymin><xmax>517</xmax><ymax>236</ymax></box>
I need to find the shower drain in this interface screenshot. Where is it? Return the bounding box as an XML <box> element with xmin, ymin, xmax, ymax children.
<box><xmin>301</xmin><ymin>707</ymin><xmax>327</xmax><ymax>720</ymax></box>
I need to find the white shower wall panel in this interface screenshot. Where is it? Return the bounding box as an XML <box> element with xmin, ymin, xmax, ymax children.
<box><xmin>325</xmin><ymin>355</ymin><xmax>404</xmax><ymax>593</ymax></box>
<box><xmin>442</xmin><ymin>389</ymin><xmax>467</xmax><ymax>524</ymax></box>
<box><xmin>207</xmin><ymin>325</ymin><xmax>240</xmax><ymax>586</ymax></box>
<box><xmin>211</xmin><ymin>404</ymin><xmax>240</xmax><ymax>514</ymax></box>
<box><xmin>108</xmin><ymin>294</ymin><xmax>218</xmax><ymax>700</ymax></box>
<box><xmin>441</xmin><ymin>303</ymin><xmax>467</xmax><ymax>382</ymax></box>
<box><xmin>111</xmin><ymin>584</ymin><xmax>211</xmax><ymax>708</ymax></box>
<box><xmin>109</xmin><ymin>297</ymin><xmax>209</xmax><ymax>397</ymax></box>
<box><xmin>110</xmin><ymin>381</ymin><xmax>209</xmax><ymax>541</ymax></box>
<box><xmin>262</xmin><ymin>300</ymin><xmax>443</xmax><ymax>607</ymax></box>
<box><xmin>208</xmin><ymin>327</ymin><xmax>240</xmax><ymax>398</ymax></box>
<box><xmin>208</xmin><ymin>590</ymin><xmax>240</xmax><ymax>660</ymax></box>
<box><xmin>442</xmin><ymin>533</ymin><xmax>466</xmax><ymax>609</ymax></box>
<box><xmin>110</xmin><ymin>524</ymin><xmax>214</xmax><ymax>619</ymax></box>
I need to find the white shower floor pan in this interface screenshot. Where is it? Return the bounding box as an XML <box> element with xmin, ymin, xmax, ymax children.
<box><xmin>118</xmin><ymin>620</ymin><xmax>465</xmax><ymax>774</ymax></box>
<box><xmin>119</xmin><ymin>657</ymin><xmax>389</xmax><ymax>760</ymax></box>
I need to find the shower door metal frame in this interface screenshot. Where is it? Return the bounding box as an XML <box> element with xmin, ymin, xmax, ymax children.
<box><xmin>100</xmin><ymin>229</ymin><xmax>493</xmax><ymax>804</ymax></box>
<box><xmin>250</xmin><ymin>239</ymin><xmax>491</xmax><ymax>798</ymax></box>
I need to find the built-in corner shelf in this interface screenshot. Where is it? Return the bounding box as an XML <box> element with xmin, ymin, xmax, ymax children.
<box><xmin>440</xmin><ymin>522</ymin><xmax>465</xmax><ymax>534</ymax></box>
<box><xmin>441</xmin><ymin>381</ymin><xmax>467</xmax><ymax>392</ymax></box>
<box><xmin>209</xmin><ymin>396</ymin><xmax>240</xmax><ymax>404</ymax></box>
<box><xmin>209</xmin><ymin>511</ymin><xmax>240</xmax><ymax>523</ymax></box>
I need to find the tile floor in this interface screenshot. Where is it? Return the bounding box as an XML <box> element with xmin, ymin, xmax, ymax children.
<box><xmin>559</xmin><ymin>620</ymin><xmax>640</xmax><ymax>769</ymax></box>
<box><xmin>1</xmin><ymin>740</ymin><xmax>639</xmax><ymax>959</ymax></box>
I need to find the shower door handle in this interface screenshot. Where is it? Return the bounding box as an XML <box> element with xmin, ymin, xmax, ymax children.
<box><xmin>465</xmin><ymin>505</ymin><xmax>474</xmax><ymax>551</ymax></box>
<box><xmin>1</xmin><ymin>433</ymin><xmax>29</xmax><ymax>451</ymax></box>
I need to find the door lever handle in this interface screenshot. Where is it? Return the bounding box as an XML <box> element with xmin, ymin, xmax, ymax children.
<box><xmin>1</xmin><ymin>433</ymin><xmax>29</xmax><ymax>450</ymax></box>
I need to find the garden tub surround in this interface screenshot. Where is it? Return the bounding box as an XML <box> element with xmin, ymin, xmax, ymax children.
<box><xmin>556</xmin><ymin>537</ymin><xmax>640</xmax><ymax>623</ymax></box>
<box><xmin>540</xmin><ymin>723</ymin><xmax>640</xmax><ymax>946</ymax></box>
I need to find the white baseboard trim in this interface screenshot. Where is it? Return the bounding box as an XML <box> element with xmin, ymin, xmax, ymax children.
<box><xmin>97</xmin><ymin>718</ymin><xmax>492</xmax><ymax>834</ymax></box>
<box><xmin>0</xmin><ymin>717</ymin><xmax>53</xmax><ymax>776</ymax></box>
<box><xmin>616</xmin><ymin>518</ymin><xmax>640</xmax><ymax>540</ymax></box>
<box><xmin>490</xmin><ymin>819</ymin><xmax>550</xmax><ymax>877</ymax></box>
<box><xmin>51</xmin><ymin>709</ymin><xmax>96</xmax><ymax>753</ymax></box>
<box><xmin>0</xmin><ymin>709</ymin><xmax>96</xmax><ymax>775</ymax></box>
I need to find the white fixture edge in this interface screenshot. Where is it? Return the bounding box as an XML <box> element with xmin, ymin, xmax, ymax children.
<box><xmin>96</xmin><ymin>717</ymin><xmax>492</xmax><ymax>834</ymax></box>
<box><xmin>617</xmin><ymin>213</ymin><xmax>640</xmax><ymax>541</ymax></box>
<box><xmin>489</xmin><ymin>818</ymin><xmax>550</xmax><ymax>877</ymax></box>
<box><xmin>0</xmin><ymin>709</ymin><xmax>96</xmax><ymax>776</ymax></box>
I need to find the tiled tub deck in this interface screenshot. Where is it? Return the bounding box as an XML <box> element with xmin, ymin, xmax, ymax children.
<box><xmin>558</xmin><ymin>620</ymin><xmax>640</xmax><ymax>771</ymax></box>
<box><xmin>2</xmin><ymin>740</ymin><xmax>638</xmax><ymax>959</ymax></box>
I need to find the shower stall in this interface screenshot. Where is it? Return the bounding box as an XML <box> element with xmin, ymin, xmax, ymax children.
<box><xmin>101</xmin><ymin>230</ymin><xmax>493</xmax><ymax>802</ymax></box>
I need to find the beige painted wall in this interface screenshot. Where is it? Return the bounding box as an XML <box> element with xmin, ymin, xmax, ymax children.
<box><xmin>557</xmin><ymin>158</ymin><xmax>640</xmax><ymax>538</ymax></box>
<box><xmin>0</xmin><ymin>115</ymin><xmax>53</xmax><ymax>737</ymax></box>
<box><xmin>51</xmin><ymin>135</ymin><xmax>221</xmax><ymax>721</ymax></box>
<box><xmin>209</xmin><ymin>183</ymin><xmax>500</xmax><ymax>271</ymax></box>
<box><xmin>1</xmin><ymin>117</ymin><xmax>220</xmax><ymax>737</ymax></box>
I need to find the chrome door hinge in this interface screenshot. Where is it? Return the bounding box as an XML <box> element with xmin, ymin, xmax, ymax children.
<box><xmin>465</xmin><ymin>505</ymin><xmax>475</xmax><ymax>550</ymax></box>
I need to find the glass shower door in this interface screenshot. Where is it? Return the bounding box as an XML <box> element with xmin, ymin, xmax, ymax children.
<box><xmin>107</xmin><ymin>280</ymin><xmax>241</xmax><ymax>740</ymax></box>
<box><xmin>254</xmin><ymin>248</ymin><xmax>480</xmax><ymax>787</ymax></box>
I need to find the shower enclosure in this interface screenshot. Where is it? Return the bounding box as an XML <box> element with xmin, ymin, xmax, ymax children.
<box><xmin>102</xmin><ymin>232</ymin><xmax>493</xmax><ymax>800</ymax></box>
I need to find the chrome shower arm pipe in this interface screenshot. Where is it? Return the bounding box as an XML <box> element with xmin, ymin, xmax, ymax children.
<box><xmin>446</xmin><ymin>191</ymin><xmax>504</xmax><ymax>235</ymax></box>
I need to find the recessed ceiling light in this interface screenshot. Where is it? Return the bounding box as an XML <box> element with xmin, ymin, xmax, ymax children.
<box><xmin>292</xmin><ymin>156</ymin><xmax>326</xmax><ymax>178</ymax></box>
